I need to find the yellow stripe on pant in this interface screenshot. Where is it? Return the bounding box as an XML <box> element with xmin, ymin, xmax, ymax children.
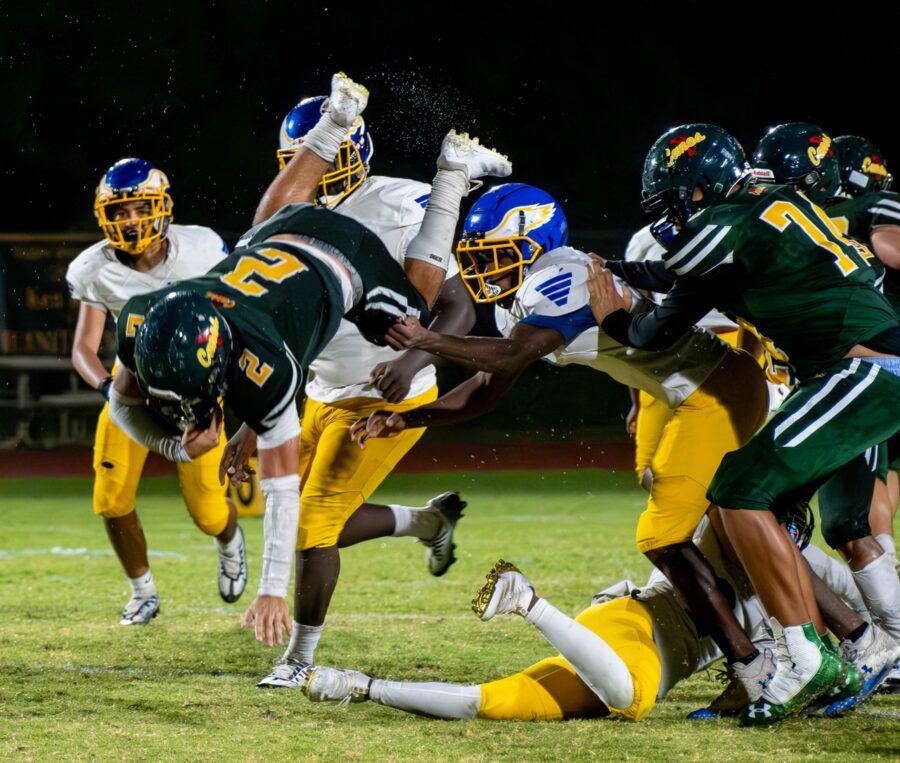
<box><xmin>478</xmin><ymin>597</ymin><xmax>661</xmax><ymax>722</ymax></box>
<box><xmin>92</xmin><ymin>403</ymin><xmax>230</xmax><ymax>536</ymax></box>
<box><xmin>297</xmin><ymin>386</ymin><xmax>438</xmax><ymax>549</ymax></box>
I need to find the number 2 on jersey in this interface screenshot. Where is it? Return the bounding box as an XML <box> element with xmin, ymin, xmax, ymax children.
<box><xmin>760</xmin><ymin>200</ymin><xmax>873</xmax><ymax>275</ymax></box>
<box><xmin>221</xmin><ymin>247</ymin><xmax>306</xmax><ymax>297</ymax></box>
<box><xmin>238</xmin><ymin>349</ymin><xmax>273</xmax><ymax>387</ymax></box>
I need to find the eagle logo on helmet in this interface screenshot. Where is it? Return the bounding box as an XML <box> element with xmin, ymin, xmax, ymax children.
<box><xmin>483</xmin><ymin>203</ymin><xmax>557</xmax><ymax>239</ymax></box>
<box><xmin>665</xmin><ymin>132</ymin><xmax>707</xmax><ymax>168</ymax></box>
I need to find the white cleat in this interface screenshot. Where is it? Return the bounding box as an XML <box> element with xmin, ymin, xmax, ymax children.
<box><xmin>304</xmin><ymin>666</ymin><xmax>371</xmax><ymax>707</ymax></box>
<box><xmin>119</xmin><ymin>594</ymin><xmax>160</xmax><ymax>626</ymax></box>
<box><xmin>421</xmin><ymin>492</ymin><xmax>466</xmax><ymax>577</ymax></box>
<box><xmin>324</xmin><ymin>71</ymin><xmax>369</xmax><ymax>128</ymax></box>
<box><xmin>840</xmin><ymin>623</ymin><xmax>900</xmax><ymax>700</ymax></box>
<box><xmin>437</xmin><ymin>129</ymin><xmax>512</xmax><ymax>181</ymax></box>
<box><xmin>471</xmin><ymin>559</ymin><xmax>534</xmax><ymax>621</ymax></box>
<box><xmin>217</xmin><ymin>525</ymin><xmax>248</xmax><ymax>604</ymax></box>
<box><xmin>256</xmin><ymin>660</ymin><xmax>313</xmax><ymax>689</ymax></box>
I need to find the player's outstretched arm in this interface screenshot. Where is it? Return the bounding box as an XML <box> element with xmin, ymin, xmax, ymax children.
<box><xmin>253</xmin><ymin>72</ymin><xmax>369</xmax><ymax>224</ymax></box>
<box><xmin>71</xmin><ymin>302</ymin><xmax>114</xmax><ymax>396</ymax></box>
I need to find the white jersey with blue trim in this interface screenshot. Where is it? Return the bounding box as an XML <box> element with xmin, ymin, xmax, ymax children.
<box><xmin>494</xmin><ymin>247</ymin><xmax>728</xmax><ymax>408</ymax></box>
<box><xmin>65</xmin><ymin>224</ymin><xmax>228</xmax><ymax>319</ymax></box>
<box><xmin>305</xmin><ymin>174</ymin><xmax>458</xmax><ymax>403</ymax></box>
<box><xmin>625</xmin><ymin>225</ymin><xmax>738</xmax><ymax>335</ymax></box>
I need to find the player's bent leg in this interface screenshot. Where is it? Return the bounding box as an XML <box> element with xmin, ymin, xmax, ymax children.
<box><xmin>176</xmin><ymin>438</ymin><xmax>247</xmax><ymax>603</ymax></box>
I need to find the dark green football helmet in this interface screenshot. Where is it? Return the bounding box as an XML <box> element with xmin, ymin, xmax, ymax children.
<box><xmin>752</xmin><ymin>122</ymin><xmax>840</xmax><ymax>205</ymax></box>
<box><xmin>641</xmin><ymin>123</ymin><xmax>748</xmax><ymax>242</ymax></box>
<box><xmin>134</xmin><ymin>291</ymin><xmax>232</xmax><ymax>427</ymax></box>
<box><xmin>833</xmin><ymin>135</ymin><xmax>893</xmax><ymax>196</ymax></box>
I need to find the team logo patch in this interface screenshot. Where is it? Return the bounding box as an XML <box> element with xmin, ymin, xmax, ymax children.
<box><xmin>862</xmin><ymin>155</ymin><xmax>888</xmax><ymax>178</ymax></box>
<box><xmin>807</xmin><ymin>134</ymin><xmax>833</xmax><ymax>167</ymax></box>
<box><xmin>205</xmin><ymin>291</ymin><xmax>236</xmax><ymax>309</ymax></box>
<box><xmin>535</xmin><ymin>272</ymin><xmax>573</xmax><ymax>307</ymax></box>
<box><xmin>665</xmin><ymin>132</ymin><xmax>706</xmax><ymax>168</ymax></box>
<box><xmin>196</xmin><ymin>317</ymin><xmax>220</xmax><ymax>368</ymax></box>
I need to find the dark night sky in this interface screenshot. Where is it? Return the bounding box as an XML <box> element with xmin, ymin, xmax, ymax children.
<box><xmin>4</xmin><ymin>2</ymin><xmax>899</xmax><ymax>248</ymax></box>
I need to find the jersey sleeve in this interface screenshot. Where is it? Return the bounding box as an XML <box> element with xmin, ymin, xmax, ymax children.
<box><xmin>65</xmin><ymin>253</ymin><xmax>105</xmax><ymax>308</ymax></box>
<box><xmin>115</xmin><ymin>294</ymin><xmax>156</xmax><ymax>371</ymax></box>
<box><xmin>226</xmin><ymin>341</ymin><xmax>303</xmax><ymax>437</ymax></box>
<box><xmin>662</xmin><ymin>211</ymin><xmax>741</xmax><ymax>278</ymax></box>
<box><xmin>867</xmin><ymin>191</ymin><xmax>900</xmax><ymax>228</ymax></box>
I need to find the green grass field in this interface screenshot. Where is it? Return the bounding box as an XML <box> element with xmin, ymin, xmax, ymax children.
<box><xmin>1</xmin><ymin>470</ymin><xmax>898</xmax><ymax>762</ymax></box>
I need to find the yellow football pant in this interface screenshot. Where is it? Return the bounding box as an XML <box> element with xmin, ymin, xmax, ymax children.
<box><xmin>92</xmin><ymin>403</ymin><xmax>230</xmax><ymax>536</ymax></box>
<box><xmin>297</xmin><ymin>386</ymin><xmax>438</xmax><ymax>549</ymax></box>
<box><xmin>634</xmin><ymin>350</ymin><xmax>768</xmax><ymax>552</ymax></box>
<box><xmin>478</xmin><ymin>597</ymin><xmax>661</xmax><ymax>722</ymax></box>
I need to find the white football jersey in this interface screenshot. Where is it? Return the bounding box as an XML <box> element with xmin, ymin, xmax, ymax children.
<box><xmin>494</xmin><ymin>247</ymin><xmax>728</xmax><ymax>408</ymax></box>
<box><xmin>305</xmin><ymin>175</ymin><xmax>457</xmax><ymax>403</ymax></box>
<box><xmin>66</xmin><ymin>224</ymin><xmax>228</xmax><ymax>319</ymax></box>
<box><xmin>625</xmin><ymin>225</ymin><xmax>738</xmax><ymax>335</ymax></box>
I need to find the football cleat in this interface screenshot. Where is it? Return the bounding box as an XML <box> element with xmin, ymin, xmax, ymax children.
<box><xmin>256</xmin><ymin>660</ymin><xmax>313</xmax><ymax>689</ymax></box>
<box><xmin>304</xmin><ymin>666</ymin><xmax>371</xmax><ymax>707</ymax></box>
<box><xmin>687</xmin><ymin>649</ymin><xmax>776</xmax><ymax>719</ymax></box>
<box><xmin>324</xmin><ymin>72</ymin><xmax>369</xmax><ymax>129</ymax></box>
<box><xmin>119</xmin><ymin>594</ymin><xmax>160</xmax><ymax>626</ymax></box>
<box><xmin>437</xmin><ymin>129</ymin><xmax>512</xmax><ymax>182</ymax></box>
<box><xmin>471</xmin><ymin>559</ymin><xmax>534</xmax><ymax>621</ymax></box>
<box><xmin>807</xmin><ymin>635</ymin><xmax>862</xmax><ymax>717</ymax></box>
<box><xmin>217</xmin><ymin>525</ymin><xmax>248</xmax><ymax>604</ymax></box>
<box><xmin>421</xmin><ymin>492</ymin><xmax>466</xmax><ymax>577</ymax></box>
<box><xmin>823</xmin><ymin>624</ymin><xmax>900</xmax><ymax>714</ymax></box>
<box><xmin>740</xmin><ymin>625</ymin><xmax>842</xmax><ymax>726</ymax></box>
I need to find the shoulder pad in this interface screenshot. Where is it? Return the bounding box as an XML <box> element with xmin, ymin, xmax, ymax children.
<box><xmin>517</xmin><ymin>247</ymin><xmax>591</xmax><ymax>317</ymax></box>
<box><xmin>625</xmin><ymin>226</ymin><xmax>664</xmax><ymax>262</ymax></box>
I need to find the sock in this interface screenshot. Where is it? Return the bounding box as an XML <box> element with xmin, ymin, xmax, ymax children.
<box><xmin>389</xmin><ymin>504</ymin><xmax>441</xmax><ymax>540</ymax></box>
<box><xmin>128</xmin><ymin>571</ymin><xmax>156</xmax><ymax>599</ymax></box>
<box><xmin>846</xmin><ymin>621</ymin><xmax>869</xmax><ymax>644</ymax></box>
<box><xmin>876</xmin><ymin>533</ymin><xmax>896</xmax><ymax>559</ymax></box>
<box><xmin>523</xmin><ymin>597</ymin><xmax>634</xmax><ymax>710</ymax></box>
<box><xmin>283</xmin><ymin>621</ymin><xmax>323</xmax><ymax>664</ymax></box>
<box><xmin>216</xmin><ymin>527</ymin><xmax>243</xmax><ymax>557</ymax></box>
<box><xmin>734</xmin><ymin>649</ymin><xmax>760</xmax><ymax>667</ymax></box>
<box><xmin>368</xmin><ymin>680</ymin><xmax>480</xmax><ymax>719</ymax></box>
<box><xmin>852</xmin><ymin>551</ymin><xmax>900</xmax><ymax>639</ymax></box>
<box><xmin>403</xmin><ymin>168</ymin><xmax>469</xmax><ymax>272</ymax></box>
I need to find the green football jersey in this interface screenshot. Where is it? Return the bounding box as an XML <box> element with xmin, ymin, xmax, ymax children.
<box><xmin>828</xmin><ymin>190</ymin><xmax>900</xmax><ymax>306</ymax></box>
<box><xmin>660</xmin><ymin>183</ymin><xmax>898</xmax><ymax>380</ymax></box>
<box><xmin>117</xmin><ymin>241</ymin><xmax>345</xmax><ymax>435</ymax></box>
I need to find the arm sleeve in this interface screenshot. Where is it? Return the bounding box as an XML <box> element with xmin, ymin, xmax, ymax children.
<box><xmin>605</xmin><ymin>259</ymin><xmax>676</xmax><ymax>294</ymax></box>
<box><xmin>868</xmin><ymin>193</ymin><xmax>900</xmax><ymax>227</ymax></box>
<box><xmin>601</xmin><ymin>270</ymin><xmax>728</xmax><ymax>351</ymax></box>
<box><xmin>108</xmin><ymin>387</ymin><xmax>190</xmax><ymax>462</ymax></box>
<box><xmin>257</xmin><ymin>474</ymin><xmax>301</xmax><ymax>598</ymax></box>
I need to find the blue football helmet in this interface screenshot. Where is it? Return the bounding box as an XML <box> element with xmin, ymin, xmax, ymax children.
<box><xmin>456</xmin><ymin>183</ymin><xmax>569</xmax><ymax>304</ymax></box>
<box><xmin>276</xmin><ymin>95</ymin><xmax>373</xmax><ymax>207</ymax></box>
<box><xmin>94</xmin><ymin>158</ymin><xmax>173</xmax><ymax>255</ymax></box>
<box><xmin>641</xmin><ymin>124</ymin><xmax>749</xmax><ymax>245</ymax></box>
<box><xmin>752</xmin><ymin>122</ymin><xmax>840</xmax><ymax>205</ymax></box>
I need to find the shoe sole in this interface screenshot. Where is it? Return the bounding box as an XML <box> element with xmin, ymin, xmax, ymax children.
<box><xmin>427</xmin><ymin>492</ymin><xmax>466</xmax><ymax>577</ymax></box>
<box><xmin>219</xmin><ymin>527</ymin><xmax>248</xmax><ymax>604</ymax></box>
<box><xmin>471</xmin><ymin>559</ymin><xmax>521</xmax><ymax>620</ymax></box>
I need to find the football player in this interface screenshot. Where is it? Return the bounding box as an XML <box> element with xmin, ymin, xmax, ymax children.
<box><xmin>248</xmin><ymin>86</ymin><xmax>510</xmax><ymax>687</ymax></box>
<box><xmin>828</xmin><ymin>135</ymin><xmax>900</xmax><ymax>558</ymax></box>
<box><xmin>588</xmin><ymin>122</ymin><xmax>900</xmax><ymax>723</ymax></box>
<box><xmin>302</xmin><ymin>517</ymin><xmax>893</xmax><ymax>721</ymax></box>
<box><xmin>752</xmin><ymin>124</ymin><xmax>900</xmax><ymax>641</ymax></box>
<box><xmin>104</xmin><ymin>73</ymin><xmax>504</xmax><ymax>658</ymax></box>
<box><xmin>66</xmin><ymin>158</ymin><xmax>247</xmax><ymax>625</ymax></box>
<box><xmin>352</xmin><ymin>183</ymin><xmax>785</xmax><ymax>716</ymax></box>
